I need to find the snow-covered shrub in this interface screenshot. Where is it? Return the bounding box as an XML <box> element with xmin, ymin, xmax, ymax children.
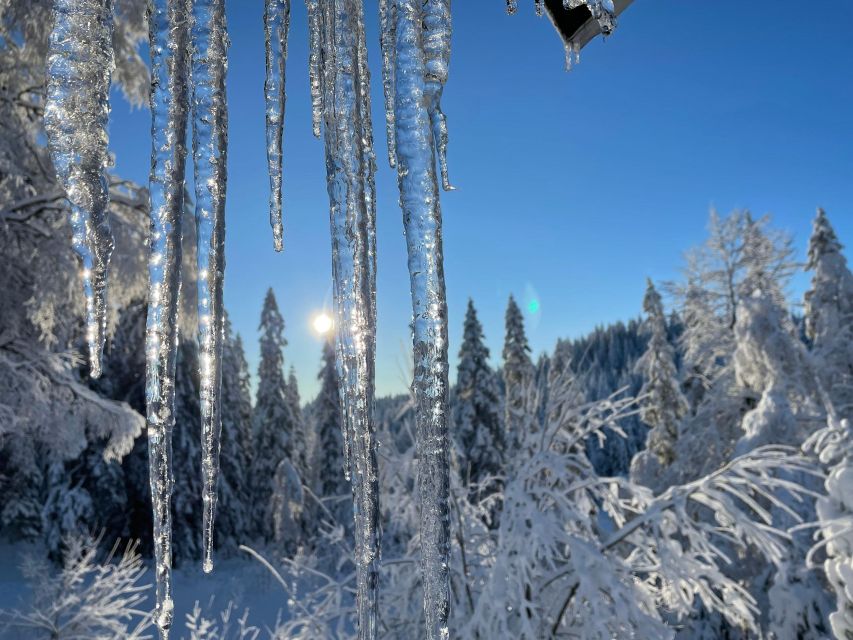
<box><xmin>0</xmin><ymin>534</ymin><xmax>151</xmax><ymax>639</ymax></box>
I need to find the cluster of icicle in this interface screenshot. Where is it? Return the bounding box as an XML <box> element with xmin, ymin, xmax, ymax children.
<box><xmin>507</xmin><ymin>0</ymin><xmax>619</xmax><ymax>68</ymax></box>
<box><xmin>46</xmin><ymin>0</ymin><xmax>230</xmax><ymax>635</ymax></box>
<box><xmin>46</xmin><ymin>0</ymin><xmax>455</xmax><ymax>636</ymax></box>
<box><xmin>263</xmin><ymin>0</ymin><xmax>454</xmax><ymax>637</ymax></box>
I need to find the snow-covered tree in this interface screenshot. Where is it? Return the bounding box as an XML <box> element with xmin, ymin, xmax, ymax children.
<box><xmin>502</xmin><ymin>295</ymin><xmax>534</xmax><ymax>455</ymax></box>
<box><xmin>674</xmin><ymin>210</ymin><xmax>797</xmax><ymax>387</ymax></box>
<box><xmin>805</xmin><ymin>208</ymin><xmax>853</xmax><ymax>417</ymax></box>
<box><xmin>286</xmin><ymin>366</ymin><xmax>308</xmax><ymax>477</ymax></box>
<box><xmin>251</xmin><ymin>289</ymin><xmax>300</xmax><ymax>539</ymax></box>
<box><xmin>809</xmin><ymin>415</ymin><xmax>853</xmax><ymax>639</ymax></box>
<box><xmin>271</xmin><ymin>458</ymin><xmax>304</xmax><ymax>557</ymax></box>
<box><xmin>0</xmin><ymin>534</ymin><xmax>152</xmax><ymax>639</ymax></box>
<box><xmin>452</xmin><ymin>299</ymin><xmax>503</xmax><ymax>484</ymax></box>
<box><xmin>171</xmin><ymin>340</ymin><xmax>204</xmax><ymax>564</ymax></box>
<box><xmin>631</xmin><ymin>279</ymin><xmax>688</xmax><ymax>488</ymax></box>
<box><xmin>311</xmin><ymin>340</ymin><xmax>350</xmax><ymax>527</ymax></box>
<box><xmin>216</xmin><ymin>319</ymin><xmax>253</xmax><ymax>550</ymax></box>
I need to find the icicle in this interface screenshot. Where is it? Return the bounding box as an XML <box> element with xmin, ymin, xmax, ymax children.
<box><xmin>423</xmin><ymin>0</ymin><xmax>454</xmax><ymax>191</ymax></box>
<box><xmin>378</xmin><ymin>0</ymin><xmax>397</xmax><ymax>168</ymax></box>
<box><xmin>190</xmin><ymin>0</ymin><xmax>229</xmax><ymax>576</ymax></box>
<box><xmin>392</xmin><ymin>1</ymin><xmax>451</xmax><ymax>638</ymax></box>
<box><xmin>145</xmin><ymin>0</ymin><xmax>190</xmax><ymax>636</ymax></box>
<box><xmin>305</xmin><ymin>0</ymin><xmax>323</xmax><ymax>138</ymax></box>
<box><xmin>317</xmin><ymin>0</ymin><xmax>380</xmax><ymax>636</ymax></box>
<box><xmin>535</xmin><ymin>0</ymin><xmax>544</xmax><ymax>17</ymax></box>
<box><xmin>264</xmin><ymin>0</ymin><xmax>290</xmax><ymax>252</ymax></box>
<box><xmin>44</xmin><ymin>0</ymin><xmax>115</xmax><ymax>379</ymax></box>
<box><xmin>506</xmin><ymin>0</ymin><xmax>518</xmax><ymax>15</ymax></box>
<box><xmin>564</xmin><ymin>40</ymin><xmax>580</xmax><ymax>70</ymax></box>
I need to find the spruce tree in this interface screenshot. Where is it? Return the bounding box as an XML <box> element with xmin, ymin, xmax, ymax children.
<box><xmin>502</xmin><ymin>295</ymin><xmax>533</xmax><ymax>452</ymax></box>
<box><xmin>286</xmin><ymin>366</ymin><xmax>308</xmax><ymax>476</ymax></box>
<box><xmin>453</xmin><ymin>299</ymin><xmax>503</xmax><ymax>484</ymax></box>
<box><xmin>312</xmin><ymin>340</ymin><xmax>350</xmax><ymax>524</ymax></box>
<box><xmin>216</xmin><ymin>318</ymin><xmax>253</xmax><ymax>549</ymax></box>
<box><xmin>804</xmin><ymin>209</ymin><xmax>853</xmax><ymax>416</ymax></box>
<box><xmin>634</xmin><ymin>279</ymin><xmax>687</xmax><ymax>466</ymax></box>
<box><xmin>251</xmin><ymin>289</ymin><xmax>299</xmax><ymax>539</ymax></box>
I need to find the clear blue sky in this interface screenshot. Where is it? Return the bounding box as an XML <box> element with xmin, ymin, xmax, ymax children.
<box><xmin>107</xmin><ymin>1</ymin><xmax>853</xmax><ymax>400</ymax></box>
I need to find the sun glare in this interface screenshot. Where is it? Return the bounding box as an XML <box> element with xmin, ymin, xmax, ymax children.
<box><xmin>313</xmin><ymin>312</ymin><xmax>333</xmax><ymax>335</ymax></box>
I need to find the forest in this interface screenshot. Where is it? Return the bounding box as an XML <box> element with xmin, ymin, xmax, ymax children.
<box><xmin>1</xmin><ymin>0</ymin><xmax>852</xmax><ymax>639</ymax></box>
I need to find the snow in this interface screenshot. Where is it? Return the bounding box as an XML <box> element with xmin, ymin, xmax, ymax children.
<box><xmin>0</xmin><ymin>543</ymin><xmax>289</xmax><ymax>640</ymax></box>
<box><xmin>44</xmin><ymin>0</ymin><xmax>116</xmax><ymax>378</ymax></box>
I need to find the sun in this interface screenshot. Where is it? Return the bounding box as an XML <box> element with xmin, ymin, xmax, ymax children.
<box><xmin>313</xmin><ymin>312</ymin><xmax>333</xmax><ymax>335</ymax></box>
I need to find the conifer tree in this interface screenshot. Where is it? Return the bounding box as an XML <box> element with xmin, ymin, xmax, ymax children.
<box><xmin>633</xmin><ymin>280</ymin><xmax>687</xmax><ymax>468</ymax></box>
<box><xmin>251</xmin><ymin>289</ymin><xmax>299</xmax><ymax>539</ymax></box>
<box><xmin>804</xmin><ymin>209</ymin><xmax>853</xmax><ymax>416</ymax></box>
<box><xmin>312</xmin><ymin>340</ymin><xmax>349</xmax><ymax>522</ymax></box>
<box><xmin>216</xmin><ymin>318</ymin><xmax>253</xmax><ymax>548</ymax></box>
<box><xmin>502</xmin><ymin>295</ymin><xmax>534</xmax><ymax>453</ymax></box>
<box><xmin>453</xmin><ymin>300</ymin><xmax>503</xmax><ymax>484</ymax></box>
<box><xmin>286</xmin><ymin>366</ymin><xmax>308</xmax><ymax>476</ymax></box>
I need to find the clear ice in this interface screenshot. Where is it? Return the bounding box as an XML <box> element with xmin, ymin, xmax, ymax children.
<box><xmin>144</xmin><ymin>0</ymin><xmax>191</xmax><ymax>635</ymax></box>
<box><xmin>388</xmin><ymin>1</ymin><xmax>452</xmax><ymax>637</ymax></box>
<box><xmin>264</xmin><ymin>0</ymin><xmax>290</xmax><ymax>252</ymax></box>
<box><xmin>315</xmin><ymin>0</ymin><xmax>380</xmax><ymax>636</ymax></box>
<box><xmin>44</xmin><ymin>0</ymin><xmax>116</xmax><ymax>379</ymax></box>
<box><xmin>190</xmin><ymin>0</ymin><xmax>229</xmax><ymax>577</ymax></box>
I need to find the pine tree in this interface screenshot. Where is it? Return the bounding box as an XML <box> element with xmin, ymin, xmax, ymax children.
<box><xmin>216</xmin><ymin>318</ymin><xmax>253</xmax><ymax>549</ymax></box>
<box><xmin>452</xmin><ymin>300</ymin><xmax>503</xmax><ymax>484</ymax></box>
<box><xmin>171</xmin><ymin>339</ymin><xmax>203</xmax><ymax>564</ymax></box>
<box><xmin>502</xmin><ymin>295</ymin><xmax>533</xmax><ymax>453</ymax></box>
<box><xmin>286</xmin><ymin>366</ymin><xmax>308</xmax><ymax>476</ymax></box>
<box><xmin>631</xmin><ymin>279</ymin><xmax>687</xmax><ymax>477</ymax></box>
<box><xmin>251</xmin><ymin>289</ymin><xmax>299</xmax><ymax>539</ymax></box>
<box><xmin>312</xmin><ymin>340</ymin><xmax>350</xmax><ymax>525</ymax></box>
<box><xmin>804</xmin><ymin>209</ymin><xmax>853</xmax><ymax>416</ymax></box>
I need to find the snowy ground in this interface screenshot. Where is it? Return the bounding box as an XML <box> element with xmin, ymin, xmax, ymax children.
<box><xmin>0</xmin><ymin>543</ymin><xmax>290</xmax><ymax>638</ymax></box>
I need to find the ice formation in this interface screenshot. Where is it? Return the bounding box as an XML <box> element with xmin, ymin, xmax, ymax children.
<box><xmin>313</xmin><ymin>0</ymin><xmax>380</xmax><ymax>635</ymax></box>
<box><xmin>264</xmin><ymin>0</ymin><xmax>290</xmax><ymax>252</ymax></box>
<box><xmin>46</xmin><ymin>1</ymin><xmax>459</xmax><ymax>637</ymax></box>
<box><xmin>383</xmin><ymin>1</ymin><xmax>453</xmax><ymax>637</ymax></box>
<box><xmin>144</xmin><ymin>0</ymin><xmax>192</xmax><ymax>635</ymax></box>
<box><xmin>190</xmin><ymin>0</ymin><xmax>229</xmax><ymax>578</ymax></box>
<box><xmin>44</xmin><ymin>0</ymin><xmax>116</xmax><ymax>378</ymax></box>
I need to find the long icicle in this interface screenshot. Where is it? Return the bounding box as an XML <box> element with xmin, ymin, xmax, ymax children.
<box><xmin>391</xmin><ymin>1</ymin><xmax>451</xmax><ymax>637</ymax></box>
<box><xmin>318</xmin><ymin>0</ymin><xmax>380</xmax><ymax>636</ymax></box>
<box><xmin>190</xmin><ymin>0</ymin><xmax>229</xmax><ymax>576</ymax></box>
<box><xmin>305</xmin><ymin>0</ymin><xmax>323</xmax><ymax>138</ymax></box>
<box><xmin>44</xmin><ymin>0</ymin><xmax>115</xmax><ymax>379</ymax></box>
<box><xmin>144</xmin><ymin>0</ymin><xmax>191</xmax><ymax>635</ymax></box>
<box><xmin>423</xmin><ymin>0</ymin><xmax>453</xmax><ymax>191</ymax></box>
<box><xmin>264</xmin><ymin>0</ymin><xmax>290</xmax><ymax>252</ymax></box>
<box><xmin>378</xmin><ymin>0</ymin><xmax>397</xmax><ymax>168</ymax></box>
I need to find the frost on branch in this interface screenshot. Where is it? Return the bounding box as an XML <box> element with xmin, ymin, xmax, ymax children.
<box><xmin>0</xmin><ymin>535</ymin><xmax>152</xmax><ymax>639</ymax></box>
<box><xmin>44</xmin><ymin>0</ymin><xmax>116</xmax><ymax>378</ymax></box>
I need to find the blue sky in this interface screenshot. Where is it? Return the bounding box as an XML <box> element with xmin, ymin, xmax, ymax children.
<box><xmin>107</xmin><ymin>1</ymin><xmax>853</xmax><ymax>400</ymax></box>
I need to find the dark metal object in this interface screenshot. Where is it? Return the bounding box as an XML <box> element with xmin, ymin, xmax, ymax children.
<box><xmin>543</xmin><ymin>0</ymin><xmax>633</xmax><ymax>50</ymax></box>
